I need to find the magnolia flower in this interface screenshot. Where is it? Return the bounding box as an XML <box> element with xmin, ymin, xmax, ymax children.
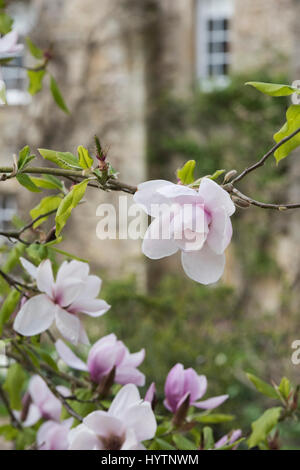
<box><xmin>14</xmin><ymin>375</ymin><xmax>69</xmax><ymax>427</ymax></box>
<box><xmin>68</xmin><ymin>384</ymin><xmax>157</xmax><ymax>450</ymax></box>
<box><xmin>144</xmin><ymin>382</ymin><xmax>156</xmax><ymax>403</ymax></box>
<box><xmin>0</xmin><ymin>31</ymin><xmax>23</xmax><ymax>58</ymax></box>
<box><xmin>134</xmin><ymin>178</ymin><xmax>235</xmax><ymax>284</ymax></box>
<box><xmin>214</xmin><ymin>429</ymin><xmax>242</xmax><ymax>450</ymax></box>
<box><xmin>37</xmin><ymin>418</ymin><xmax>73</xmax><ymax>450</ymax></box>
<box><xmin>164</xmin><ymin>363</ymin><xmax>228</xmax><ymax>413</ymax></box>
<box><xmin>13</xmin><ymin>258</ymin><xmax>110</xmax><ymax>344</ymax></box>
<box><xmin>56</xmin><ymin>334</ymin><xmax>145</xmax><ymax>386</ymax></box>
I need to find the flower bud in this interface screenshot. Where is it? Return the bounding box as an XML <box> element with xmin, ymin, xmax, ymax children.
<box><xmin>172</xmin><ymin>393</ymin><xmax>190</xmax><ymax>428</ymax></box>
<box><xmin>232</xmin><ymin>196</ymin><xmax>251</xmax><ymax>209</ymax></box>
<box><xmin>223</xmin><ymin>170</ymin><xmax>237</xmax><ymax>183</ymax></box>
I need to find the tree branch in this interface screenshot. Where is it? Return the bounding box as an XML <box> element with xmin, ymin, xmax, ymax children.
<box><xmin>0</xmin><ymin>384</ymin><xmax>22</xmax><ymax>430</ymax></box>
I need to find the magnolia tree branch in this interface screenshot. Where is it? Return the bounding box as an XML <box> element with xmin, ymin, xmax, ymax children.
<box><xmin>0</xmin><ymin>384</ymin><xmax>22</xmax><ymax>430</ymax></box>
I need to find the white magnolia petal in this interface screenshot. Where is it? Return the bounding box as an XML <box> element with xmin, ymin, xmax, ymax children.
<box><xmin>193</xmin><ymin>394</ymin><xmax>229</xmax><ymax>410</ymax></box>
<box><xmin>157</xmin><ymin>184</ymin><xmax>197</xmax><ymax>199</ymax></box>
<box><xmin>142</xmin><ymin>217</ymin><xmax>178</xmax><ymax>260</ymax></box>
<box><xmin>55</xmin><ymin>307</ymin><xmax>80</xmax><ymax>344</ymax></box>
<box><xmin>78</xmin><ymin>322</ymin><xmax>90</xmax><ymax>345</ymax></box>
<box><xmin>56</xmin><ymin>260</ymin><xmax>89</xmax><ymax>285</ymax></box>
<box><xmin>55</xmin><ymin>339</ymin><xmax>88</xmax><ymax>371</ymax></box>
<box><xmin>55</xmin><ymin>279</ymin><xmax>84</xmax><ymax>307</ymax></box>
<box><xmin>198</xmin><ymin>177</ymin><xmax>235</xmax><ymax>216</ymax></box>
<box><xmin>123</xmin><ymin>349</ymin><xmax>145</xmax><ymax>368</ymax></box>
<box><xmin>133</xmin><ymin>180</ymin><xmax>173</xmax><ymax>216</ymax></box>
<box><xmin>13</xmin><ymin>404</ymin><xmax>41</xmax><ymax>428</ymax></box>
<box><xmin>122</xmin><ymin>402</ymin><xmax>157</xmax><ymax>442</ymax></box>
<box><xmin>70</xmin><ymin>298</ymin><xmax>110</xmax><ymax>317</ymax></box>
<box><xmin>109</xmin><ymin>384</ymin><xmax>141</xmax><ymax>419</ymax></box>
<box><xmin>13</xmin><ymin>294</ymin><xmax>55</xmax><ymax>336</ymax></box>
<box><xmin>181</xmin><ymin>245</ymin><xmax>225</xmax><ymax>285</ymax></box>
<box><xmin>0</xmin><ymin>31</ymin><xmax>18</xmax><ymax>53</ymax></box>
<box><xmin>84</xmin><ymin>411</ymin><xmax>124</xmax><ymax>438</ymax></box>
<box><xmin>20</xmin><ymin>257</ymin><xmax>38</xmax><ymax>279</ymax></box>
<box><xmin>68</xmin><ymin>427</ymin><xmax>102</xmax><ymax>450</ymax></box>
<box><xmin>207</xmin><ymin>208</ymin><xmax>233</xmax><ymax>254</ymax></box>
<box><xmin>115</xmin><ymin>366</ymin><xmax>145</xmax><ymax>387</ymax></box>
<box><xmin>36</xmin><ymin>260</ymin><xmax>54</xmax><ymax>298</ymax></box>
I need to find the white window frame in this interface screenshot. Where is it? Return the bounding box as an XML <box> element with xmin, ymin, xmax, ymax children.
<box><xmin>196</xmin><ymin>0</ymin><xmax>233</xmax><ymax>87</ymax></box>
<box><xmin>1</xmin><ymin>50</ymin><xmax>31</xmax><ymax>105</ymax></box>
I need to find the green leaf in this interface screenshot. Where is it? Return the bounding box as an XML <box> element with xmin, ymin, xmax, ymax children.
<box><xmin>194</xmin><ymin>413</ymin><xmax>235</xmax><ymax>424</ymax></box>
<box><xmin>278</xmin><ymin>377</ymin><xmax>291</xmax><ymax>400</ymax></box>
<box><xmin>177</xmin><ymin>160</ymin><xmax>196</xmax><ymax>185</ymax></box>
<box><xmin>55</xmin><ymin>179</ymin><xmax>89</xmax><ymax>236</ymax></box>
<box><xmin>50</xmin><ymin>247</ymin><xmax>88</xmax><ymax>262</ymax></box>
<box><xmin>62</xmin><ymin>389</ymin><xmax>96</xmax><ymax>425</ymax></box>
<box><xmin>173</xmin><ymin>434</ymin><xmax>197</xmax><ymax>450</ymax></box>
<box><xmin>27</xmin><ymin>70</ymin><xmax>46</xmax><ymax>95</ymax></box>
<box><xmin>18</xmin><ymin>146</ymin><xmax>35</xmax><ymax>170</ymax></box>
<box><xmin>246</xmin><ymin>81</ymin><xmax>300</xmax><ymax>97</ymax></box>
<box><xmin>30</xmin><ymin>195</ymin><xmax>62</xmax><ymax>228</ymax></box>
<box><xmin>151</xmin><ymin>438</ymin><xmax>176</xmax><ymax>450</ymax></box>
<box><xmin>50</xmin><ymin>75</ymin><xmax>69</xmax><ymax>114</ymax></box>
<box><xmin>3</xmin><ymin>363</ymin><xmax>26</xmax><ymax>410</ymax></box>
<box><xmin>15</xmin><ymin>428</ymin><xmax>36</xmax><ymax>450</ymax></box>
<box><xmin>16</xmin><ymin>174</ymin><xmax>41</xmax><ymax>192</ymax></box>
<box><xmin>0</xmin><ymin>80</ymin><xmax>6</xmax><ymax>104</ymax></box>
<box><xmin>25</xmin><ymin>37</ymin><xmax>43</xmax><ymax>59</ymax></box>
<box><xmin>0</xmin><ymin>12</ymin><xmax>13</xmax><ymax>34</ymax></box>
<box><xmin>38</xmin><ymin>148</ymin><xmax>81</xmax><ymax>170</ymax></box>
<box><xmin>203</xmin><ymin>426</ymin><xmax>214</xmax><ymax>450</ymax></box>
<box><xmin>208</xmin><ymin>169</ymin><xmax>226</xmax><ymax>181</ymax></box>
<box><xmin>30</xmin><ymin>345</ymin><xmax>58</xmax><ymax>372</ymax></box>
<box><xmin>0</xmin><ymin>424</ymin><xmax>18</xmax><ymax>441</ymax></box>
<box><xmin>0</xmin><ymin>289</ymin><xmax>20</xmax><ymax>335</ymax></box>
<box><xmin>248</xmin><ymin>407</ymin><xmax>282</xmax><ymax>448</ymax></box>
<box><xmin>246</xmin><ymin>372</ymin><xmax>279</xmax><ymax>399</ymax></box>
<box><xmin>30</xmin><ymin>175</ymin><xmax>64</xmax><ymax>191</ymax></box>
<box><xmin>78</xmin><ymin>145</ymin><xmax>93</xmax><ymax>169</ymax></box>
<box><xmin>273</xmin><ymin>105</ymin><xmax>300</xmax><ymax>163</ymax></box>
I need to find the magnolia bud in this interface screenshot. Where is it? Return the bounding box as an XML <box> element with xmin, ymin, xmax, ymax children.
<box><xmin>97</xmin><ymin>366</ymin><xmax>116</xmax><ymax>398</ymax></box>
<box><xmin>172</xmin><ymin>393</ymin><xmax>190</xmax><ymax>428</ymax></box>
<box><xmin>232</xmin><ymin>196</ymin><xmax>251</xmax><ymax>209</ymax></box>
<box><xmin>223</xmin><ymin>170</ymin><xmax>237</xmax><ymax>183</ymax></box>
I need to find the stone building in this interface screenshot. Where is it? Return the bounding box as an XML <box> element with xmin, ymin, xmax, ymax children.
<box><xmin>0</xmin><ymin>0</ymin><xmax>298</xmax><ymax>282</ymax></box>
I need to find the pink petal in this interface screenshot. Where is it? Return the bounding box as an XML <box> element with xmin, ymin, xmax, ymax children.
<box><xmin>144</xmin><ymin>382</ymin><xmax>156</xmax><ymax>403</ymax></box>
<box><xmin>56</xmin><ymin>260</ymin><xmax>89</xmax><ymax>285</ymax></box>
<box><xmin>36</xmin><ymin>260</ymin><xmax>54</xmax><ymax>298</ymax></box>
<box><xmin>55</xmin><ymin>279</ymin><xmax>84</xmax><ymax>307</ymax></box>
<box><xmin>55</xmin><ymin>339</ymin><xmax>88</xmax><ymax>371</ymax></box>
<box><xmin>55</xmin><ymin>307</ymin><xmax>81</xmax><ymax>344</ymax></box>
<box><xmin>122</xmin><ymin>349</ymin><xmax>145</xmax><ymax>368</ymax></box>
<box><xmin>133</xmin><ymin>180</ymin><xmax>173</xmax><ymax>216</ymax></box>
<box><xmin>70</xmin><ymin>298</ymin><xmax>110</xmax><ymax>317</ymax></box>
<box><xmin>184</xmin><ymin>369</ymin><xmax>207</xmax><ymax>402</ymax></box>
<box><xmin>198</xmin><ymin>178</ymin><xmax>235</xmax><ymax>217</ymax></box>
<box><xmin>13</xmin><ymin>294</ymin><xmax>55</xmax><ymax>336</ymax></box>
<box><xmin>181</xmin><ymin>245</ymin><xmax>225</xmax><ymax>285</ymax></box>
<box><xmin>115</xmin><ymin>366</ymin><xmax>145</xmax><ymax>386</ymax></box>
<box><xmin>193</xmin><ymin>394</ymin><xmax>229</xmax><ymax>410</ymax></box>
<box><xmin>68</xmin><ymin>425</ymin><xmax>102</xmax><ymax>450</ymax></box>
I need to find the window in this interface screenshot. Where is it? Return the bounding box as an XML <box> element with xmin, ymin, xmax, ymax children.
<box><xmin>196</xmin><ymin>0</ymin><xmax>233</xmax><ymax>86</ymax></box>
<box><xmin>0</xmin><ymin>194</ymin><xmax>17</xmax><ymax>230</ymax></box>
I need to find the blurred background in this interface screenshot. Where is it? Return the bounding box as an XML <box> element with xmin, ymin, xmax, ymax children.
<box><xmin>1</xmin><ymin>0</ymin><xmax>300</xmax><ymax>447</ymax></box>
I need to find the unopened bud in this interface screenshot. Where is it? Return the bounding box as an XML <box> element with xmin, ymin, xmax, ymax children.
<box><xmin>279</xmin><ymin>206</ymin><xmax>288</xmax><ymax>211</ymax></box>
<box><xmin>45</xmin><ymin>226</ymin><xmax>56</xmax><ymax>243</ymax></box>
<box><xmin>20</xmin><ymin>393</ymin><xmax>32</xmax><ymax>423</ymax></box>
<box><xmin>232</xmin><ymin>196</ymin><xmax>251</xmax><ymax>209</ymax></box>
<box><xmin>223</xmin><ymin>170</ymin><xmax>237</xmax><ymax>183</ymax></box>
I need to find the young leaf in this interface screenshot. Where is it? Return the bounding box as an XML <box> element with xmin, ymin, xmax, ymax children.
<box><xmin>30</xmin><ymin>174</ymin><xmax>64</xmax><ymax>191</ymax></box>
<box><xmin>177</xmin><ymin>160</ymin><xmax>196</xmax><ymax>185</ymax></box>
<box><xmin>16</xmin><ymin>174</ymin><xmax>42</xmax><ymax>192</ymax></box>
<box><xmin>0</xmin><ymin>80</ymin><xmax>6</xmax><ymax>104</ymax></box>
<box><xmin>274</xmin><ymin>106</ymin><xmax>300</xmax><ymax>163</ymax></box>
<box><xmin>30</xmin><ymin>195</ymin><xmax>63</xmax><ymax>228</ymax></box>
<box><xmin>246</xmin><ymin>81</ymin><xmax>300</xmax><ymax>97</ymax></box>
<box><xmin>208</xmin><ymin>169</ymin><xmax>226</xmax><ymax>181</ymax></box>
<box><xmin>78</xmin><ymin>145</ymin><xmax>93</xmax><ymax>169</ymax></box>
<box><xmin>248</xmin><ymin>407</ymin><xmax>282</xmax><ymax>448</ymax></box>
<box><xmin>3</xmin><ymin>363</ymin><xmax>26</xmax><ymax>410</ymax></box>
<box><xmin>194</xmin><ymin>413</ymin><xmax>235</xmax><ymax>424</ymax></box>
<box><xmin>27</xmin><ymin>70</ymin><xmax>46</xmax><ymax>95</ymax></box>
<box><xmin>0</xmin><ymin>12</ymin><xmax>13</xmax><ymax>35</ymax></box>
<box><xmin>38</xmin><ymin>148</ymin><xmax>81</xmax><ymax>170</ymax></box>
<box><xmin>18</xmin><ymin>146</ymin><xmax>35</xmax><ymax>170</ymax></box>
<box><xmin>246</xmin><ymin>372</ymin><xmax>279</xmax><ymax>399</ymax></box>
<box><xmin>173</xmin><ymin>434</ymin><xmax>198</xmax><ymax>450</ymax></box>
<box><xmin>25</xmin><ymin>37</ymin><xmax>43</xmax><ymax>59</ymax></box>
<box><xmin>0</xmin><ymin>289</ymin><xmax>20</xmax><ymax>335</ymax></box>
<box><xmin>150</xmin><ymin>438</ymin><xmax>176</xmax><ymax>450</ymax></box>
<box><xmin>203</xmin><ymin>426</ymin><xmax>214</xmax><ymax>450</ymax></box>
<box><xmin>50</xmin><ymin>75</ymin><xmax>69</xmax><ymax>114</ymax></box>
<box><xmin>55</xmin><ymin>179</ymin><xmax>89</xmax><ymax>236</ymax></box>
<box><xmin>278</xmin><ymin>377</ymin><xmax>291</xmax><ymax>401</ymax></box>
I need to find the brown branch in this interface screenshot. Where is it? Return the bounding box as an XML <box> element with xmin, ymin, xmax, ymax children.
<box><xmin>232</xmin><ymin>126</ymin><xmax>300</xmax><ymax>184</ymax></box>
<box><xmin>224</xmin><ymin>184</ymin><xmax>300</xmax><ymax>210</ymax></box>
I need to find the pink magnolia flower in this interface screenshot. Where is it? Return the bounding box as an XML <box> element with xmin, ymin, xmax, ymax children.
<box><xmin>134</xmin><ymin>178</ymin><xmax>235</xmax><ymax>284</ymax></box>
<box><xmin>68</xmin><ymin>384</ymin><xmax>157</xmax><ymax>450</ymax></box>
<box><xmin>37</xmin><ymin>418</ymin><xmax>73</xmax><ymax>450</ymax></box>
<box><xmin>0</xmin><ymin>31</ymin><xmax>23</xmax><ymax>58</ymax></box>
<box><xmin>14</xmin><ymin>375</ymin><xmax>69</xmax><ymax>426</ymax></box>
<box><xmin>55</xmin><ymin>334</ymin><xmax>145</xmax><ymax>386</ymax></box>
<box><xmin>13</xmin><ymin>258</ymin><xmax>110</xmax><ymax>344</ymax></box>
<box><xmin>215</xmin><ymin>429</ymin><xmax>242</xmax><ymax>450</ymax></box>
<box><xmin>164</xmin><ymin>363</ymin><xmax>228</xmax><ymax>413</ymax></box>
<box><xmin>145</xmin><ymin>382</ymin><xmax>156</xmax><ymax>403</ymax></box>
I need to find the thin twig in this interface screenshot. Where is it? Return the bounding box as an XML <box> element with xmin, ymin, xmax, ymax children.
<box><xmin>0</xmin><ymin>384</ymin><xmax>22</xmax><ymax>430</ymax></box>
<box><xmin>224</xmin><ymin>184</ymin><xmax>300</xmax><ymax>210</ymax></box>
<box><xmin>232</xmin><ymin>126</ymin><xmax>300</xmax><ymax>184</ymax></box>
